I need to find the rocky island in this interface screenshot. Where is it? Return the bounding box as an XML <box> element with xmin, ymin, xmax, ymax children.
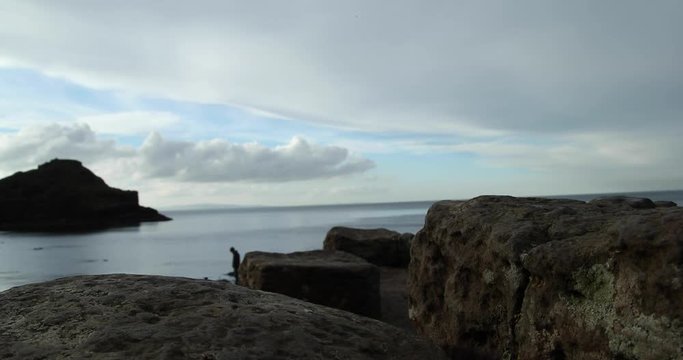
<box><xmin>0</xmin><ymin>159</ymin><xmax>170</xmax><ymax>232</ymax></box>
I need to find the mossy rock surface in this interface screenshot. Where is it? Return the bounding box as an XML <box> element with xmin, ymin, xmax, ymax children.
<box><xmin>409</xmin><ymin>196</ymin><xmax>683</xmax><ymax>360</ymax></box>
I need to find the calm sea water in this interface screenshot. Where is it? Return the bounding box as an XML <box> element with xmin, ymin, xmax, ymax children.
<box><xmin>0</xmin><ymin>201</ymin><xmax>431</xmax><ymax>292</ymax></box>
<box><xmin>1</xmin><ymin>190</ymin><xmax>681</xmax><ymax>292</ymax></box>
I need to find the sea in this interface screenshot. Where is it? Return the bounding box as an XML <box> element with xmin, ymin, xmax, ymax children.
<box><xmin>1</xmin><ymin>190</ymin><xmax>681</xmax><ymax>292</ymax></box>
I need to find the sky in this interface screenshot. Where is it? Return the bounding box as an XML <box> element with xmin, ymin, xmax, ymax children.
<box><xmin>0</xmin><ymin>1</ymin><xmax>681</xmax><ymax>208</ymax></box>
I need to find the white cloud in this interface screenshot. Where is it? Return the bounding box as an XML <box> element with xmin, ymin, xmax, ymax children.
<box><xmin>0</xmin><ymin>123</ymin><xmax>132</xmax><ymax>171</ymax></box>
<box><xmin>1</xmin><ymin>1</ymin><xmax>680</xmax><ymax>138</ymax></box>
<box><xmin>437</xmin><ymin>131</ymin><xmax>683</xmax><ymax>180</ymax></box>
<box><xmin>0</xmin><ymin>123</ymin><xmax>374</xmax><ymax>184</ymax></box>
<box><xmin>0</xmin><ymin>1</ymin><xmax>681</xmax><ymax>203</ymax></box>
<box><xmin>77</xmin><ymin>111</ymin><xmax>181</xmax><ymax>135</ymax></box>
<box><xmin>137</xmin><ymin>132</ymin><xmax>374</xmax><ymax>182</ymax></box>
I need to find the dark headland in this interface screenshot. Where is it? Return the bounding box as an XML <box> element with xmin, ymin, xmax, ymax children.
<box><xmin>0</xmin><ymin>159</ymin><xmax>170</xmax><ymax>232</ymax></box>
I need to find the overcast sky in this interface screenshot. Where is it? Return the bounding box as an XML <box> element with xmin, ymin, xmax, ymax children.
<box><xmin>0</xmin><ymin>0</ymin><xmax>681</xmax><ymax>207</ymax></box>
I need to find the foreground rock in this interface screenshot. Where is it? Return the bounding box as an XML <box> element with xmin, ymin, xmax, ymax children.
<box><xmin>0</xmin><ymin>159</ymin><xmax>170</xmax><ymax>232</ymax></box>
<box><xmin>0</xmin><ymin>274</ymin><xmax>447</xmax><ymax>360</ymax></box>
<box><xmin>409</xmin><ymin>196</ymin><xmax>683</xmax><ymax>360</ymax></box>
<box><xmin>240</xmin><ymin>250</ymin><xmax>381</xmax><ymax>318</ymax></box>
<box><xmin>324</xmin><ymin>226</ymin><xmax>413</xmax><ymax>267</ymax></box>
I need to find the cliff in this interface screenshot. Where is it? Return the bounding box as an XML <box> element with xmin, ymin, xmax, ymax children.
<box><xmin>408</xmin><ymin>196</ymin><xmax>682</xmax><ymax>359</ymax></box>
<box><xmin>0</xmin><ymin>159</ymin><xmax>170</xmax><ymax>232</ymax></box>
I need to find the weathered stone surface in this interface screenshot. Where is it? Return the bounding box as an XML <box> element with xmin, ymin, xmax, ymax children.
<box><xmin>408</xmin><ymin>196</ymin><xmax>683</xmax><ymax>360</ymax></box>
<box><xmin>240</xmin><ymin>250</ymin><xmax>381</xmax><ymax>318</ymax></box>
<box><xmin>0</xmin><ymin>274</ymin><xmax>447</xmax><ymax>360</ymax></box>
<box><xmin>0</xmin><ymin>159</ymin><xmax>170</xmax><ymax>232</ymax></box>
<box><xmin>655</xmin><ymin>200</ymin><xmax>678</xmax><ymax>207</ymax></box>
<box><xmin>589</xmin><ymin>195</ymin><xmax>657</xmax><ymax>209</ymax></box>
<box><xmin>324</xmin><ymin>226</ymin><xmax>413</xmax><ymax>267</ymax></box>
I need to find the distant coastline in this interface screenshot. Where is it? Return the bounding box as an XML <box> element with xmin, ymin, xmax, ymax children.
<box><xmin>544</xmin><ymin>189</ymin><xmax>683</xmax><ymax>204</ymax></box>
<box><xmin>162</xmin><ymin>189</ymin><xmax>683</xmax><ymax>213</ymax></box>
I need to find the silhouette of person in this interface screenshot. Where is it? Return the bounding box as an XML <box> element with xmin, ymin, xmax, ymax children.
<box><xmin>230</xmin><ymin>247</ymin><xmax>241</xmax><ymax>284</ymax></box>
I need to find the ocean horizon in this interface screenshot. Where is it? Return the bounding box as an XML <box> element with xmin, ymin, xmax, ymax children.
<box><xmin>1</xmin><ymin>189</ymin><xmax>681</xmax><ymax>292</ymax></box>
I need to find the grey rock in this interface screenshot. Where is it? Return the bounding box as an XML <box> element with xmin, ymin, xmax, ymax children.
<box><xmin>240</xmin><ymin>250</ymin><xmax>381</xmax><ymax>318</ymax></box>
<box><xmin>409</xmin><ymin>196</ymin><xmax>683</xmax><ymax>360</ymax></box>
<box><xmin>589</xmin><ymin>195</ymin><xmax>657</xmax><ymax>209</ymax></box>
<box><xmin>324</xmin><ymin>226</ymin><xmax>412</xmax><ymax>267</ymax></box>
<box><xmin>655</xmin><ymin>200</ymin><xmax>678</xmax><ymax>207</ymax></box>
<box><xmin>0</xmin><ymin>274</ymin><xmax>447</xmax><ymax>360</ymax></box>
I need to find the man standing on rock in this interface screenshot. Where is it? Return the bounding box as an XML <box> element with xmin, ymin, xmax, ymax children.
<box><xmin>230</xmin><ymin>247</ymin><xmax>241</xmax><ymax>284</ymax></box>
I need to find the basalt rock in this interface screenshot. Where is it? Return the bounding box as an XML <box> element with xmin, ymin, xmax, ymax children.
<box><xmin>408</xmin><ymin>196</ymin><xmax>683</xmax><ymax>360</ymax></box>
<box><xmin>589</xmin><ymin>195</ymin><xmax>657</xmax><ymax>209</ymax></box>
<box><xmin>324</xmin><ymin>226</ymin><xmax>413</xmax><ymax>267</ymax></box>
<box><xmin>0</xmin><ymin>274</ymin><xmax>447</xmax><ymax>359</ymax></box>
<box><xmin>0</xmin><ymin>159</ymin><xmax>170</xmax><ymax>232</ymax></box>
<box><xmin>655</xmin><ymin>200</ymin><xmax>678</xmax><ymax>208</ymax></box>
<box><xmin>240</xmin><ymin>250</ymin><xmax>381</xmax><ymax>318</ymax></box>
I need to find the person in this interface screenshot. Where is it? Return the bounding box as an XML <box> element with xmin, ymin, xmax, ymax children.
<box><xmin>230</xmin><ymin>247</ymin><xmax>241</xmax><ymax>284</ymax></box>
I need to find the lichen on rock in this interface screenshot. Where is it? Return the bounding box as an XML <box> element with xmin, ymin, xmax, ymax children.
<box><xmin>408</xmin><ymin>196</ymin><xmax>683</xmax><ymax>360</ymax></box>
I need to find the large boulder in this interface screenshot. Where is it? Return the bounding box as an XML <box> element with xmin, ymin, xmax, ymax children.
<box><xmin>0</xmin><ymin>274</ymin><xmax>447</xmax><ymax>360</ymax></box>
<box><xmin>324</xmin><ymin>226</ymin><xmax>413</xmax><ymax>267</ymax></box>
<box><xmin>240</xmin><ymin>250</ymin><xmax>381</xmax><ymax>318</ymax></box>
<box><xmin>408</xmin><ymin>196</ymin><xmax>683</xmax><ymax>360</ymax></box>
<box><xmin>0</xmin><ymin>159</ymin><xmax>170</xmax><ymax>232</ymax></box>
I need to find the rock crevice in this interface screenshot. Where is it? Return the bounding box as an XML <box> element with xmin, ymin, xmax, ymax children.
<box><xmin>508</xmin><ymin>267</ymin><xmax>530</xmax><ymax>360</ymax></box>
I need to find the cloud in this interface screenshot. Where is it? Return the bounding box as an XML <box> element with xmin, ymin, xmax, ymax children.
<box><xmin>0</xmin><ymin>123</ymin><xmax>131</xmax><ymax>171</ymax></box>
<box><xmin>138</xmin><ymin>132</ymin><xmax>375</xmax><ymax>182</ymax></box>
<box><xmin>433</xmin><ymin>131</ymin><xmax>683</xmax><ymax>188</ymax></box>
<box><xmin>77</xmin><ymin>111</ymin><xmax>181</xmax><ymax>135</ymax></box>
<box><xmin>0</xmin><ymin>123</ymin><xmax>374</xmax><ymax>183</ymax></box>
<box><xmin>0</xmin><ymin>1</ymin><xmax>681</xmax><ymax>204</ymax></box>
<box><xmin>0</xmin><ymin>1</ymin><xmax>680</xmax><ymax>137</ymax></box>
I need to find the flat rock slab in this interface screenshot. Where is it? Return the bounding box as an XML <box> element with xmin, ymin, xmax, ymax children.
<box><xmin>0</xmin><ymin>274</ymin><xmax>447</xmax><ymax>360</ymax></box>
<box><xmin>240</xmin><ymin>250</ymin><xmax>381</xmax><ymax>318</ymax></box>
<box><xmin>324</xmin><ymin>226</ymin><xmax>413</xmax><ymax>267</ymax></box>
<box><xmin>409</xmin><ymin>196</ymin><xmax>683</xmax><ymax>360</ymax></box>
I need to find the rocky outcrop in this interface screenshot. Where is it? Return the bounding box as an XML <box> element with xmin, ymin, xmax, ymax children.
<box><xmin>0</xmin><ymin>274</ymin><xmax>447</xmax><ymax>360</ymax></box>
<box><xmin>240</xmin><ymin>250</ymin><xmax>381</xmax><ymax>318</ymax></box>
<box><xmin>408</xmin><ymin>196</ymin><xmax>683</xmax><ymax>360</ymax></box>
<box><xmin>655</xmin><ymin>200</ymin><xmax>678</xmax><ymax>208</ymax></box>
<box><xmin>324</xmin><ymin>226</ymin><xmax>413</xmax><ymax>267</ymax></box>
<box><xmin>0</xmin><ymin>159</ymin><xmax>170</xmax><ymax>232</ymax></box>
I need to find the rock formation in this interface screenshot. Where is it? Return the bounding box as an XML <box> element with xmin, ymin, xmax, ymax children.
<box><xmin>0</xmin><ymin>159</ymin><xmax>170</xmax><ymax>231</ymax></box>
<box><xmin>408</xmin><ymin>196</ymin><xmax>683</xmax><ymax>360</ymax></box>
<box><xmin>0</xmin><ymin>274</ymin><xmax>447</xmax><ymax>359</ymax></box>
<box><xmin>240</xmin><ymin>250</ymin><xmax>381</xmax><ymax>318</ymax></box>
<box><xmin>324</xmin><ymin>226</ymin><xmax>413</xmax><ymax>267</ymax></box>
